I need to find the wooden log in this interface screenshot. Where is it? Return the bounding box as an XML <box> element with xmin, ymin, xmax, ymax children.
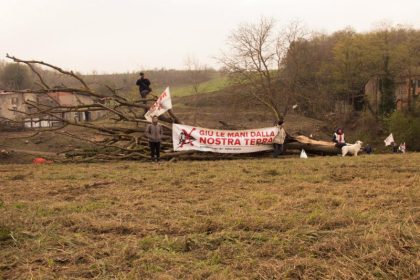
<box><xmin>285</xmin><ymin>135</ymin><xmax>341</xmax><ymax>155</ymax></box>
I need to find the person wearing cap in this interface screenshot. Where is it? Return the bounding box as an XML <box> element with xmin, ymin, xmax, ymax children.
<box><xmin>136</xmin><ymin>72</ymin><xmax>152</xmax><ymax>103</ymax></box>
<box><xmin>273</xmin><ymin>120</ymin><xmax>286</xmax><ymax>158</ymax></box>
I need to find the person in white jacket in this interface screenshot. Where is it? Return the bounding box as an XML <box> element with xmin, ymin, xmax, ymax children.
<box><xmin>332</xmin><ymin>128</ymin><xmax>346</xmax><ymax>148</ymax></box>
<box><xmin>273</xmin><ymin>120</ymin><xmax>286</xmax><ymax>158</ymax></box>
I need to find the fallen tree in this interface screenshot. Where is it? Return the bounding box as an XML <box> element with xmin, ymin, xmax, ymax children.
<box><xmin>1</xmin><ymin>55</ymin><xmax>340</xmax><ymax>161</ymax></box>
<box><xmin>286</xmin><ymin>135</ymin><xmax>340</xmax><ymax>155</ymax></box>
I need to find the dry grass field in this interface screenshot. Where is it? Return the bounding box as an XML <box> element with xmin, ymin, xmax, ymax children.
<box><xmin>0</xmin><ymin>154</ymin><xmax>419</xmax><ymax>279</ymax></box>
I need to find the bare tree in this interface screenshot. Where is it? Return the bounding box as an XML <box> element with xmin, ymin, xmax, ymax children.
<box><xmin>0</xmin><ymin>63</ymin><xmax>33</xmax><ymax>90</ymax></box>
<box><xmin>184</xmin><ymin>56</ymin><xmax>208</xmax><ymax>125</ymax></box>
<box><xmin>1</xmin><ymin>54</ymin><xmax>184</xmax><ymax>161</ymax></box>
<box><xmin>219</xmin><ymin>17</ymin><xmax>308</xmax><ymax>120</ymax></box>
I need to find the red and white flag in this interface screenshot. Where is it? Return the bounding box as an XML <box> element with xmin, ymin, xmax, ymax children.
<box><xmin>172</xmin><ymin>123</ymin><xmax>278</xmax><ymax>153</ymax></box>
<box><xmin>145</xmin><ymin>87</ymin><xmax>172</xmax><ymax>121</ymax></box>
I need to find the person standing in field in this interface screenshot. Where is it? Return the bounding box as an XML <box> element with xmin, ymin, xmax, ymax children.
<box><xmin>398</xmin><ymin>142</ymin><xmax>406</xmax><ymax>153</ymax></box>
<box><xmin>273</xmin><ymin>120</ymin><xmax>286</xmax><ymax>158</ymax></box>
<box><xmin>136</xmin><ymin>72</ymin><xmax>152</xmax><ymax>104</ymax></box>
<box><xmin>146</xmin><ymin>116</ymin><xmax>163</xmax><ymax>162</ymax></box>
<box><xmin>363</xmin><ymin>144</ymin><xmax>373</xmax><ymax>154</ymax></box>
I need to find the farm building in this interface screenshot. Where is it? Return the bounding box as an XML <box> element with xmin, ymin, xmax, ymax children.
<box><xmin>0</xmin><ymin>91</ymin><xmax>105</xmax><ymax>128</ymax></box>
<box><xmin>0</xmin><ymin>91</ymin><xmax>38</xmax><ymax>123</ymax></box>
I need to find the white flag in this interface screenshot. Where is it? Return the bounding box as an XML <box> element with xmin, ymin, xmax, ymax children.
<box><xmin>384</xmin><ymin>133</ymin><xmax>394</xmax><ymax>146</ymax></box>
<box><xmin>145</xmin><ymin>87</ymin><xmax>172</xmax><ymax>121</ymax></box>
<box><xmin>300</xmin><ymin>149</ymin><xmax>308</xmax><ymax>159</ymax></box>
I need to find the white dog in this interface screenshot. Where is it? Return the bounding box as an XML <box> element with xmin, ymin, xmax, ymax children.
<box><xmin>342</xmin><ymin>140</ymin><xmax>363</xmax><ymax>157</ymax></box>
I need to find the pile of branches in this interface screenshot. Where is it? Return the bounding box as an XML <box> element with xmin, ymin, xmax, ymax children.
<box><xmin>2</xmin><ymin>55</ymin><xmax>185</xmax><ymax>161</ymax></box>
<box><xmin>2</xmin><ymin>55</ymin><xmax>340</xmax><ymax>162</ymax></box>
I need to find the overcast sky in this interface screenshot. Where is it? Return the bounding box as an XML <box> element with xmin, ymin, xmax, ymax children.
<box><xmin>1</xmin><ymin>0</ymin><xmax>419</xmax><ymax>73</ymax></box>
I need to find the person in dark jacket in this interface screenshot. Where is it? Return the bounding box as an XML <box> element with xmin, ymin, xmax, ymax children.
<box><xmin>391</xmin><ymin>142</ymin><xmax>398</xmax><ymax>153</ymax></box>
<box><xmin>145</xmin><ymin>116</ymin><xmax>163</xmax><ymax>162</ymax></box>
<box><xmin>363</xmin><ymin>144</ymin><xmax>373</xmax><ymax>154</ymax></box>
<box><xmin>136</xmin><ymin>72</ymin><xmax>152</xmax><ymax>103</ymax></box>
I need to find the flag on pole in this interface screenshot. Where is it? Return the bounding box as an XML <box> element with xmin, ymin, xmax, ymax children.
<box><xmin>384</xmin><ymin>133</ymin><xmax>394</xmax><ymax>146</ymax></box>
<box><xmin>144</xmin><ymin>87</ymin><xmax>172</xmax><ymax>121</ymax></box>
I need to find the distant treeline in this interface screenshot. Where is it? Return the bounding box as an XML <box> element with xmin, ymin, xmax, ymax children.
<box><xmin>0</xmin><ymin>60</ymin><xmax>218</xmax><ymax>96</ymax></box>
<box><xmin>276</xmin><ymin>25</ymin><xmax>420</xmax><ymax>116</ymax></box>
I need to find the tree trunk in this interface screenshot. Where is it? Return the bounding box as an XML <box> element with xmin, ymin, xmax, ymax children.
<box><xmin>285</xmin><ymin>135</ymin><xmax>341</xmax><ymax>155</ymax></box>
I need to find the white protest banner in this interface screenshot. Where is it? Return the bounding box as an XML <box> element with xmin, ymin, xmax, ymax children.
<box><xmin>172</xmin><ymin>123</ymin><xmax>278</xmax><ymax>153</ymax></box>
<box><xmin>145</xmin><ymin>87</ymin><xmax>172</xmax><ymax>121</ymax></box>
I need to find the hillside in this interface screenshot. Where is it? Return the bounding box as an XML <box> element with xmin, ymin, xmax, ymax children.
<box><xmin>1</xmin><ymin>154</ymin><xmax>419</xmax><ymax>278</ymax></box>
